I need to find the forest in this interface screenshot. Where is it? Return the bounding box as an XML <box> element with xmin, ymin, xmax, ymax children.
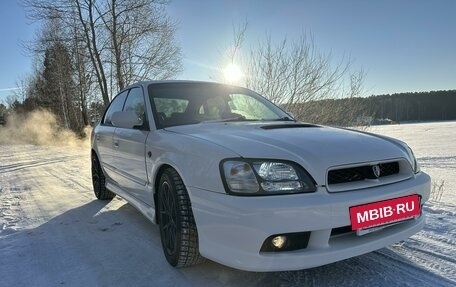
<box><xmin>298</xmin><ymin>90</ymin><xmax>456</xmax><ymax>125</ymax></box>
<box><xmin>361</xmin><ymin>90</ymin><xmax>456</xmax><ymax>123</ymax></box>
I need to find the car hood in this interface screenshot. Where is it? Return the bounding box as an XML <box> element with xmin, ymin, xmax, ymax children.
<box><xmin>165</xmin><ymin>122</ymin><xmax>409</xmax><ymax>184</ymax></box>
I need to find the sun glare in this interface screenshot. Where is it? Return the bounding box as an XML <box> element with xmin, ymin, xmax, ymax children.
<box><xmin>223</xmin><ymin>63</ymin><xmax>243</xmax><ymax>83</ymax></box>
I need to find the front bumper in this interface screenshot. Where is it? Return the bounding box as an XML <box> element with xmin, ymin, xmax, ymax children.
<box><xmin>188</xmin><ymin>172</ymin><xmax>431</xmax><ymax>272</ymax></box>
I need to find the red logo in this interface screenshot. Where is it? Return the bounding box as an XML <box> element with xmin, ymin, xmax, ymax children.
<box><xmin>349</xmin><ymin>194</ymin><xmax>421</xmax><ymax>230</ymax></box>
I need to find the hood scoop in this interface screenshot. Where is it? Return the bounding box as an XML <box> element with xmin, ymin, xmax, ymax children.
<box><xmin>261</xmin><ymin>123</ymin><xmax>319</xmax><ymax>130</ymax></box>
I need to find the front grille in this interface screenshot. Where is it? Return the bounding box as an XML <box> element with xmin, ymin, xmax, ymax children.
<box><xmin>379</xmin><ymin>161</ymin><xmax>400</xmax><ymax>176</ymax></box>
<box><xmin>328</xmin><ymin>161</ymin><xmax>400</xmax><ymax>185</ymax></box>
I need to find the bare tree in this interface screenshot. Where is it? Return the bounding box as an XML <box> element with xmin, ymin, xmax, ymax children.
<box><xmin>227</xmin><ymin>20</ymin><xmax>247</xmax><ymax>64</ymax></box>
<box><xmin>13</xmin><ymin>78</ymin><xmax>28</xmax><ymax>103</ymax></box>
<box><xmin>74</xmin><ymin>0</ymin><xmax>111</xmax><ymax>105</ymax></box>
<box><xmin>245</xmin><ymin>34</ymin><xmax>351</xmax><ymax>111</ymax></box>
<box><xmin>301</xmin><ymin>69</ymin><xmax>368</xmax><ymax>126</ymax></box>
<box><xmin>24</xmin><ymin>0</ymin><xmax>182</xmax><ymax>106</ymax></box>
<box><xmin>222</xmin><ymin>26</ymin><xmax>367</xmax><ymax>126</ymax></box>
<box><xmin>70</xmin><ymin>11</ymin><xmax>94</xmax><ymax>126</ymax></box>
<box><xmin>105</xmin><ymin>0</ymin><xmax>181</xmax><ymax>88</ymax></box>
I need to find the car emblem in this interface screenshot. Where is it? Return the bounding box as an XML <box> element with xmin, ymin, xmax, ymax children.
<box><xmin>372</xmin><ymin>165</ymin><xmax>381</xmax><ymax>178</ymax></box>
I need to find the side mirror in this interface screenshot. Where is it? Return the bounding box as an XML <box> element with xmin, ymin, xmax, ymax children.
<box><xmin>111</xmin><ymin>111</ymin><xmax>143</xmax><ymax>129</ymax></box>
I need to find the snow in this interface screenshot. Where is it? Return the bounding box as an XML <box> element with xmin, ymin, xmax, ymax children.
<box><xmin>371</xmin><ymin>121</ymin><xmax>456</xmax><ymax>203</ymax></box>
<box><xmin>1</xmin><ymin>121</ymin><xmax>455</xmax><ymax>286</ymax></box>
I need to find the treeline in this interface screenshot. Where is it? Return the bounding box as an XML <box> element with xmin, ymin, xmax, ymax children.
<box><xmin>297</xmin><ymin>90</ymin><xmax>456</xmax><ymax>125</ymax></box>
<box><xmin>361</xmin><ymin>90</ymin><xmax>456</xmax><ymax>122</ymax></box>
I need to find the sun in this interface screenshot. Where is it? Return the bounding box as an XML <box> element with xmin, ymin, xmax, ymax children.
<box><xmin>223</xmin><ymin>63</ymin><xmax>243</xmax><ymax>83</ymax></box>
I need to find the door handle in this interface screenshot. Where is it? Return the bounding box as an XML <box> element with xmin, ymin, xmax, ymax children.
<box><xmin>114</xmin><ymin>141</ymin><xmax>119</xmax><ymax>147</ymax></box>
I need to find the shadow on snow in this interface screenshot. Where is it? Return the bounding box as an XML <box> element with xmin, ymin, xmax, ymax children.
<box><xmin>0</xmin><ymin>199</ymin><xmax>453</xmax><ymax>287</ymax></box>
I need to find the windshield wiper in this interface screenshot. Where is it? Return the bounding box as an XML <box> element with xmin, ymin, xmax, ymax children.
<box><xmin>203</xmin><ymin>116</ymin><xmax>294</xmax><ymax>123</ymax></box>
<box><xmin>207</xmin><ymin>117</ymin><xmax>260</xmax><ymax>123</ymax></box>
<box><xmin>224</xmin><ymin>117</ymin><xmax>262</xmax><ymax>122</ymax></box>
<box><xmin>224</xmin><ymin>116</ymin><xmax>296</xmax><ymax>122</ymax></box>
<box><xmin>202</xmin><ymin>116</ymin><xmax>263</xmax><ymax>123</ymax></box>
<box><xmin>269</xmin><ymin>116</ymin><xmax>296</xmax><ymax>122</ymax></box>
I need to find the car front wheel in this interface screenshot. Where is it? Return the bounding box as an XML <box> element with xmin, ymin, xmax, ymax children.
<box><xmin>158</xmin><ymin>168</ymin><xmax>205</xmax><ymax>267</ymax></box>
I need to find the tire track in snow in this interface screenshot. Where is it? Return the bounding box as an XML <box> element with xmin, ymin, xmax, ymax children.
<box><xmin>389</xmin><ymin>245</ymin><xmax>456</xmax><ymax>285</ymax></box>
<box><xmin>0</xmin><ymin>145</ymin><xmax>90</xmax><ymax>237</ymax></box>
<box><xmin>372</xmin><ymin>249</ymin><xmax>454</xmax><ymax>286</ymax></box>
<box><xmin>408</xmin><ymin>235</ymin><xmax>456</xmax><ymax>262</ymax></box>
<box><xmin>390</xmin><ymin>232</ymin><xmax>456</xmax><ymax>283</ymax></box>
<box><xmin>0</xmin><ymin>157</ymin><xmax>79</xmax><ymax>173</ymax></box>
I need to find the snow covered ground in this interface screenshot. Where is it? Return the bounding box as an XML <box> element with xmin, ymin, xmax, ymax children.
<box><xmin>0</xmin><ymin>121</ymin><xmax>455</xmax><ymax>286</ymax></box>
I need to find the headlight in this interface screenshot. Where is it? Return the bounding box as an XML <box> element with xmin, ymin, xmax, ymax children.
<box><xmin>221</xmin><ymin>159</ymin><xmax>316</xmax><ymax>195</ymax></box>
<box><xmin>222</xmin><ymin>161</ymin><xmax>259</xmax><ymax>193</ymax></box>
<box><xmin>405</xmin><ymin>145</ymin><xmax>420</xmax><ymax>174</ymax></box>
<box><xmin>253</xmin><ymin>162</ymin><xmax>299</xmax><ymax>181</ymax></box>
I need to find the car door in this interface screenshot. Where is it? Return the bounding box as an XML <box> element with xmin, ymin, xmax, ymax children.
<box><xmin>95</xmin><ymin>90</ymin><xmax>128</xmax><ymax>180</ymax></box>
<box><xmin>112</xmin><ymin>87</ymin><xmax>151</xmax><ymax>204</ymax></box>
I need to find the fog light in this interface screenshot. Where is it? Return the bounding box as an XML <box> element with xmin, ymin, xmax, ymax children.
<box><xmin>272</xmin><ymin>235</ymin><xmax>287</xmax><ymax>248</ymax></box>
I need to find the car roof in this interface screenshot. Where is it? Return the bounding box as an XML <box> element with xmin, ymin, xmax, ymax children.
<box><xmin>124</xmin><ymin>80</ymin><xmax>228</xmax><ymax>91</ymax></box>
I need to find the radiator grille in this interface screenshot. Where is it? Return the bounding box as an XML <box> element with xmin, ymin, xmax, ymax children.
<box><xmin>328</xmin><ymin>161</ymin><xmax>400</xmax><ymax>185</ymax></box>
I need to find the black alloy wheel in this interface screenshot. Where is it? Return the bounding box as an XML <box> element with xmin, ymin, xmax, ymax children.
<box><xmin>91</xmin><ymin>153</ymin><xmax>115</xmax><ymax>200</ymax></box>
<box><xmin>158</xmin><ymin>168</ymin><xmax>205</xmax><ymax>267</ymax></box>
<box><xmin>159</xmin><ymin>180</ymin><xmax>178</xmax><ymax>256</ymax></box>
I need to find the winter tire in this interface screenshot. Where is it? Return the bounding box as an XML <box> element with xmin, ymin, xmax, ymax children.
<box><xmin>91</xmin><ymin>153</ymin><xmax>115</xmax><ymax>200</ymax></box>
<box><xmin>158</xmin><ymin>168</ymin><xmax>205</xmax><ymax>267</ymax></box>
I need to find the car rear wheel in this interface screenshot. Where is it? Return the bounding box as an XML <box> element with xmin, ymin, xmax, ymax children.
<box><xmin>158</xmin><ymin>168</ymin><xmax>205</xmax><ymax>267</ymax></box>
<box><xmin>91</xmin><ymin>153</ymin><xmax>115</xmax><ymax>200</ymax></box>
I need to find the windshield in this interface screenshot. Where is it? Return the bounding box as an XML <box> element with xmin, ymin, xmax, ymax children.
<box><xmin>148</xmin><ymin>82</ymin><xmax>291</xmax><ymax>128</ymax></box>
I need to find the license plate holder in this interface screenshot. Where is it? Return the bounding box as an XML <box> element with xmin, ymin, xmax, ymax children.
<box><xmin>349</xmin><ymin>194</ymin><xmax>421</xmax><ymax>234</ymax></box>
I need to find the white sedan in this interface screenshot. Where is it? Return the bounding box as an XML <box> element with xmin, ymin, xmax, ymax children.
<box><xmin>90</xmin><ymin>81</ymin><xmax>430</xmax><ymax>272</ymax></box>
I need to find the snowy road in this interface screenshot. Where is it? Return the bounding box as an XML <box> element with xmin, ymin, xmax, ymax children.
<box><xmin>1</xmin><ymin>122</ymin><xmax>455</xmax><ymax>286</ymax></box>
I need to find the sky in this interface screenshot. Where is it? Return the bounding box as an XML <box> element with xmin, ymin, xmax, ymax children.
<box><xmin>1</xmin><ymin>0</ymin><xmax>455</xmax><ymax>104</ymax></box>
